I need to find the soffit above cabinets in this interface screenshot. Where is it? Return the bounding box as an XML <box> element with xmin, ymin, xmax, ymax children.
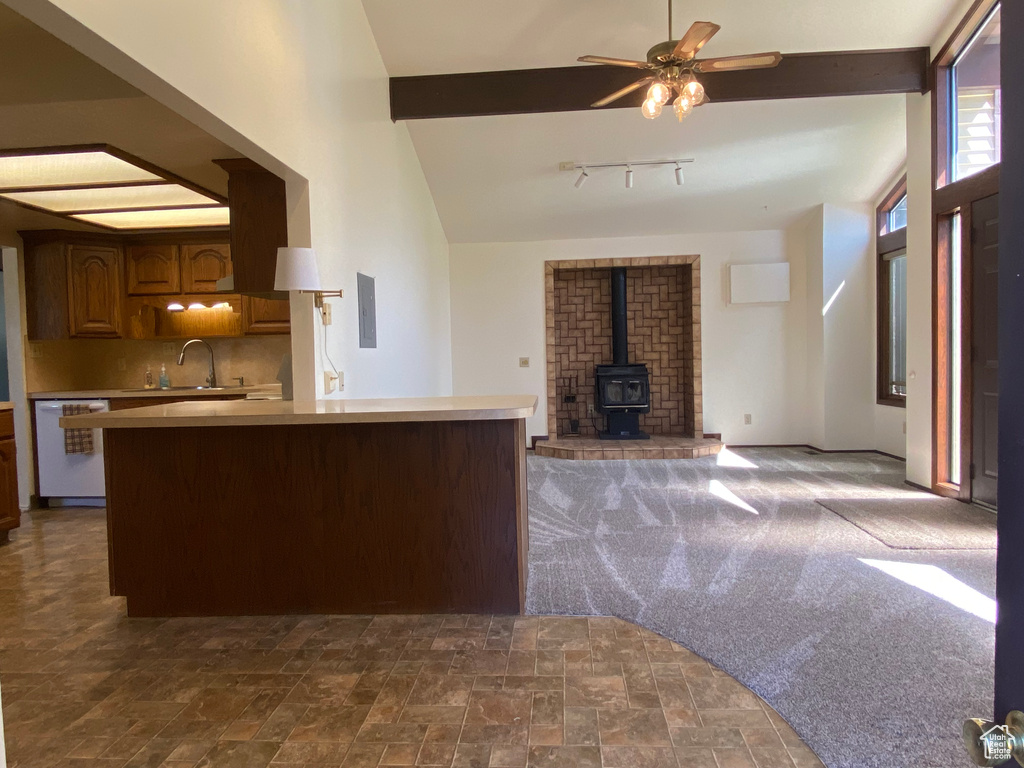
<box><xmin>0</xmin><ymin>145</ymin><xmax>229</xmax><ymax>231</ymax></box>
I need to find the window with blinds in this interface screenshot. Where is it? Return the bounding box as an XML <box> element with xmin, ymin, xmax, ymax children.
<box><xmin>952</xmin><ymin>5</ymin><xmax>1001</xmax><ymax>181</ymax></box>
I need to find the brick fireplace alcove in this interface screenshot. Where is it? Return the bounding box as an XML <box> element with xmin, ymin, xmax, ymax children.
<box><xmin>538</xmin><ymin>256</ymin><xmax>721</xmax><ymax>460</ymax></box>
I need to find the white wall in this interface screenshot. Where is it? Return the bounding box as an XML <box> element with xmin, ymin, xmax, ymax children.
<box><xmin>800</xmin><ymin>209</ymin><xmax>826</xmax><ymax>448</ymax></box>
<box><xmin>905</xmin><ymin>93</ymin><xmax>934</xmax><ymax>485</ymax></box>
<box><xmin>10</xmin><ymin>0</ymin><xmax>453</xmax><ymax>401</ymax></box>
<box><xmin>821</xmin><ymin>203</ymin><xmax>877</xmax><ymax>450</ymax></box>
<box><xmin>450</xmin><ymin>231</ymin><xmax>810</xmax><ymax>443</ymax></box>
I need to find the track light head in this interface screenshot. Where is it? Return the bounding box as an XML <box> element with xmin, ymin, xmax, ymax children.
<box><xmin>675</xmin><ymin>164</ymin><xmax>684</xmax><ymax>186</ymax></box>
<box><xmin>575</xmin><ymin>168</ymin><xmax>589</xmax><ymax>188</ymax></box>
<box><xmin>625</xmin><ymin>166</ymin><xmax>634</xmax><ymax>189</ymax></box>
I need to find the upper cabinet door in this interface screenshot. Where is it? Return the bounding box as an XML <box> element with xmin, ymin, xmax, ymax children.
<box><xmin>242</xmin><ymin>296</ymin><xmax>290</xmax><ymax>335</ymax></box>
<box><xmin>126</xmin><ymin>244</ymin><xmax>180</xmax><ymax>295</ymax></box>
<box><xmin>181</xmin><ymin>244</ymin><xmax>232</xmax><ymax>293</ymax></box>
<box><xmin>67</xmin><ymin>245</ymin><xmax>123</xmax><ymax>338</ymax></box>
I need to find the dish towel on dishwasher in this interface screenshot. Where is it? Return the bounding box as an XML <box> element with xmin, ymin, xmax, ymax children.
<box><xmin>62</xmin><ymin>404</ymin><xmax>94</xmax><ymax>455</ymax></box>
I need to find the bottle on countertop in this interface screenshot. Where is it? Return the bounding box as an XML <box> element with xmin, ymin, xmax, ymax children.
<box><xmin>158</xmin><ymin>363</ymin><xmax>170</xmax><ymax>389</ymax></box>
<box><xmin>144</xmin><ymin>365</ymin><xmax>154</xmax><ymax>389</ymax></box>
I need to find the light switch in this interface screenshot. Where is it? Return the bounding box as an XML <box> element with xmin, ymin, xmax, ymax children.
<box><xmin>519</xmin><ymin>357</ymin><xmax>530</xmax><ymax>368</ymax></box>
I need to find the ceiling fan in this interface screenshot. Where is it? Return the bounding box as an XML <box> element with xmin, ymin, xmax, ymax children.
<box><xmin>578</xmin><ymin>0</ymin><xmax>782</xmax><ymax>121</ymax></box>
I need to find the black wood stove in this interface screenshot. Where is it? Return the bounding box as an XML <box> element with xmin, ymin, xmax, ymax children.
<box><xmin>594</xmin><ymin>267</ymin><xmax>651</xmax><ymax>440</ymax></box>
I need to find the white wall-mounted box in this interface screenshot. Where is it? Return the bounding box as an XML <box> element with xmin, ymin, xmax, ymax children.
<box><xmin>729</xmin><ymin>263</ymin><xmax>791</xmax><ymax>304</ymax></box>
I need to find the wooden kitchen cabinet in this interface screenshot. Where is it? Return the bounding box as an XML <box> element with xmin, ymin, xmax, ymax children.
<box><xmin>181</xmin><ymin>243</ymin><xmax>232</xmax><ymax>293</ymax></box>
<box><xmin>127</xmin><ymin>244</ymin><xmax>180</xmax><ymax>295</ymax></box>
<box><xmin>0</xmin><ymin>409</ymin><xmax>20</xmax><ymax>542</ymax></box>
<box><xmin>68</xmin><ymin>244</ymin><xmax>123</xmax><ymax>338</ymax></box>
<box><xmin>242</xmin><ymin>295</ymin><xmax>290</xmax><ymax>335</ymax></box>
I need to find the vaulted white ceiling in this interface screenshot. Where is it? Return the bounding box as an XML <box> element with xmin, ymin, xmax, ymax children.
<box><xmin>362</xmin><ymin>0</ymin><xmax>959</xmax><ymax>243</ymax></box>
<box><xmin>363</xmin><ymin>0</ymin><xmax>956</xmax><ymax>76</ymax></box>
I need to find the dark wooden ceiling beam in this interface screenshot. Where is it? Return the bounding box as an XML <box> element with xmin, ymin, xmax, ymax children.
<box><xmin>390</xmin><ymin>48</ymin><xmax>929</xmax><ymax>121</ymax></box>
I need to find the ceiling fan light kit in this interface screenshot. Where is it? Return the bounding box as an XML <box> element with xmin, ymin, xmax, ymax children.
<box><xmin>578</xmin><ymin>1</ymin><xmax>782</xmax><ymax>123</ymax></box>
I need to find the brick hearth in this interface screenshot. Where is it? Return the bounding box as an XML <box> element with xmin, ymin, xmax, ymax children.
<box><xmin>544</xmin><ymin>256</ymin><xmax>702</xmax><ymax>451</ymax></box>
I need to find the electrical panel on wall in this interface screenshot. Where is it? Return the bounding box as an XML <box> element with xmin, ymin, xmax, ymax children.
<box><xmin>357</xmin><ymin>272</ymin><xmax>377</xmax><ymax>348</ymax></box>
<box><xmin>729</xmin><ymin>263</ymin><xmax>790</xmax><ymax>304</ymax></box>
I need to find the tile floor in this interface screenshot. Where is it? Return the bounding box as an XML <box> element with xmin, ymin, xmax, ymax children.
<box><xmin>0</xmin><ymin>508</ymin><xmax>821</xmax><ymax>767</ymax></box>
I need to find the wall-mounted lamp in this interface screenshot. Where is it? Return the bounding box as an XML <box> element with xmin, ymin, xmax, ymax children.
<box><xmin>274</xmin><ymin>247</ymin><xmax>343</xmax><ymax>311</ymax></box>
<box><xmin>675</xmin><ymin>163</ymin><xmax>685</xmax><ymax>186</ymax></box>
<box><xmin>625</xmin><ymin>165</ymin><xmax>634</xmax><ymax>189</ymax></box>
<box><xmin>575</xmin><ymin>168</ymin><xmax>589</xmax><ymax>188</ymax></box>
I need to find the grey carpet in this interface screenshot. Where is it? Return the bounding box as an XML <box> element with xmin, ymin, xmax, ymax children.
<box><xmin>525</xmin><ymin>447</ymin><xmax>995</xmax><ymax>768</ymax></box>
<box><xmin>816</xmin><ymin>496</ymin><xmax>997</xmax><ymax>550</ymax></box>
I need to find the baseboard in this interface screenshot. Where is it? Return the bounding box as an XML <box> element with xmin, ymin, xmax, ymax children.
<box><xmin>727</xmin><ymin>443</ymin><xmax>906</xmax><ymax>461</ymax></box>
<box><xmin>904</xmin><ymin>479</ymin><xmax>932</xmax><ymax>492</ymax></box>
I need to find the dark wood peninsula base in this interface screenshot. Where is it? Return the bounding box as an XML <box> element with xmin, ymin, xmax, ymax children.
<box><xmin>77</xmin><ymin>397</ymin><xmax>535</xmax><ymax>617</ymax></box>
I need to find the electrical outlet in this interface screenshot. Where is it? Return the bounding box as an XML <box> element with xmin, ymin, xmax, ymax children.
<box><xmin>162</xmin><ymin>342</ymin><xmax>175</xmax><ymax>356</ymax></box>
<box><xmin>743</xmin><ymin>414</ymin><xmax>752</xmax><ymax>425</ymax></box>
<box><xmin>321</xmin><ymin>302</ymin><xmax>332</xmax><ymax>326</ymax></box>
<box><xmin>324</xmin><ymin>371</ymin><xmax>338</xmax><ymax>394</ymax></box>
<box><xmin>519</xmin><ymin>357</ymin><xmax>530</xmax><ymax>368</ymax></box>
<box><xmin>117</xmin><ymin>358</ymin><xmax>127</xmax><ymax>371</ymax></box>
<box><xmin>587</xmin><ymin>403</ymin><xmax>595</xmax><ymax>416</ymax></box>
<box><xmin>337</xmin><ymin>371</ymin><xmax>344</xmax><ymax>391</ymax></box>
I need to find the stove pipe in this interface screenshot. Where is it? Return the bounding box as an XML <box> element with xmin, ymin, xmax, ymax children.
<box><xmin>610</xmin><ymin>267</ymin><xmax>628</xmax><ymax>365</ymax></box>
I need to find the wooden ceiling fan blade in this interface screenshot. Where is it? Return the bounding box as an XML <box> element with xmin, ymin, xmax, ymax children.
<box><xmin>578</xmin><ymin>55</ymin><xmax>653</xmax><ymax>69</ymax></box>
<box><xmin>591</xmin><ymin>77</ymin><xmax>655</xmax><ymax>107</ymax></box>
<box><xmin>695</xmin><ymin>52</ymin><xmax>783</xmax><ymax>72</ymax></box>
<box><xmin>672</xmin><ymin>21</ymin><xmax>721</xmax><ymax>60</ymax></box>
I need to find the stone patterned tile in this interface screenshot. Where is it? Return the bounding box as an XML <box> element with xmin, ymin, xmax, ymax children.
<box><xmin>0</xmin><ymin>508</ymin><xmax>813</xmax><ymax>768</ymax></box>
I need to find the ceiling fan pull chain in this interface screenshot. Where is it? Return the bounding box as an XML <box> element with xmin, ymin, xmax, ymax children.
<box><xmin>668</xmin><ymin>0</ymin><xmax>673</xmax><ymax>41</ymax></box>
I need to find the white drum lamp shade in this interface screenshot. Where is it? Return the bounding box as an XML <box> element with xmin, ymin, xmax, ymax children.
<box><xmin>275</xmin><ymin>247</ymin><xmax>322</xmax><ymax>292</ymax></box>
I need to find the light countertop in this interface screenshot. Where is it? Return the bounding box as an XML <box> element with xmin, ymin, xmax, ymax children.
<box><xmin>29</xmin><ymin>384</ymin><xmax>281</xmax><ymax>400</ymax></box>
<box><xmin>61</xmin><ymin>395</ymin><xmax>538</xmax><ymax>429</ymax></box>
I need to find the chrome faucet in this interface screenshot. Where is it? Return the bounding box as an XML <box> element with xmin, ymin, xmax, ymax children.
<box><xmin>177</xmin><ymin>339</ymin><xmax>217</xmax><ymax>388</ymax></box>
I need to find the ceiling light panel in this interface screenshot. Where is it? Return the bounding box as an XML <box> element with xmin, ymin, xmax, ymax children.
<box><xmin>1</xmin><ymin>184</ymin><xmax>218</xmax><ymax>213</ymax></box>
<box><xmin>72</xmin><ymin>206</ymin><xmax>230</xmax><ymax>230</ymax></box>
<box><xmin>0</xmin><ymin>150</ymin><xmax>161</xmax><ymax>189</ymax></box>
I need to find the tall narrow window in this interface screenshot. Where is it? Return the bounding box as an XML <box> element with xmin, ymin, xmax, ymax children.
<box><xmin>877</xmin><ymin>176</ymin><xmax>908</xmax><ymax>407</ymax></box>
<box><xmin>887</xmin><ymin>252</ymin><xmax>907</xmax><ymax>397</ymax></box>
<box><xmin>952</xmin><ymin>5</ymin><xmax>1002</xmax><ymax>181</ymax></box>
<box><xmin>949</xmin><ymin>215</ymin><xmax>963</xmax><ymax>485</ymax></box>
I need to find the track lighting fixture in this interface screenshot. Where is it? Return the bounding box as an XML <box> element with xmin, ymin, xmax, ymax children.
<box><xmin>561</xmin><ymin>158</ymin><xmax>694</xmax><ymax>189</ymax></box>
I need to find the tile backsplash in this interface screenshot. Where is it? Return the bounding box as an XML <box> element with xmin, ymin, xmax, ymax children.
<box><xmin>26</xmin><ymin>336</ymin><xmax>291</xmax><ymax>393</ymax></box>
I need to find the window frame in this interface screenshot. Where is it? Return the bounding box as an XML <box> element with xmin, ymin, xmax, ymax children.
<box><xmin>930</xmin><ymin>0</ymin><xmax>1001</xmax><ymax>498</ymax></box>
<box><xmin>877</xmin><ymin>174</ymin><xmax>908</xmax><ymax>408</ymax></box>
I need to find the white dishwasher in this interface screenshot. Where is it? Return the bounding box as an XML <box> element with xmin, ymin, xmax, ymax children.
<box><xmin>35</xmin><ymin>399</ymin><xmax>110</xmax><ymax>501</ymax></box>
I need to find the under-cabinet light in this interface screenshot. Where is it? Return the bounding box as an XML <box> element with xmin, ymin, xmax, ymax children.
<box><xmin>167</xmin><ymin>303</ymin><xmax>185</xmax><ymax>312</ymax></box>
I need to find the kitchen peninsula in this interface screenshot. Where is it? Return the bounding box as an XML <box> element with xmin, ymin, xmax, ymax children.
<box><xmin>64</xmin><ymin>396</ymin><xmax>536</xmax><ymax>617</ymax></box>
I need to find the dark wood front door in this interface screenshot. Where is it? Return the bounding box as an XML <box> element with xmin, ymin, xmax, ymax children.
<box><xmin>971</xmin><ymin>193</ymin><xmax>999</xmax><ymax>507</ymax></box>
